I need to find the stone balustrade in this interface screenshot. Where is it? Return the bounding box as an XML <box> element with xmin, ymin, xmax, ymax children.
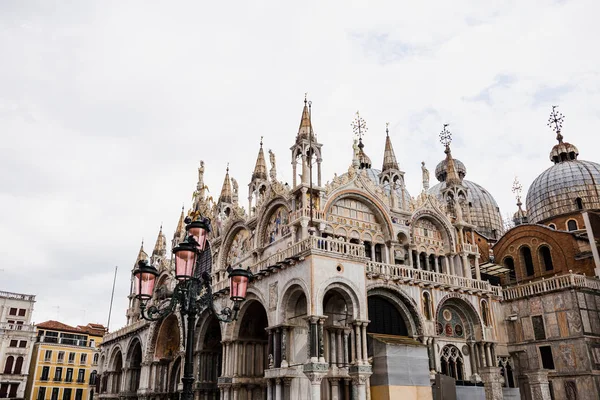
<box><xmin>289</xmin><ymin>208</ymin><xmax>326</xmax><ymax>222</ymax></box>
<box><xmin>365</xmin><ymin>261</ymin><xmax>498</xmax><ymax>295</ymax></box>
<box><xmin>103</xmin><ymin>319</ymin><xmax>146</xmax><ymax>342</ymax></box>
<box><xmin>502</xmin><ymin>272</ymin><xmax>600</xmax><ymax>300</ymax></box>
<box><xmin>0</xmin><ymin>290</ymin><xmax>36</xmax><ymax>301</ymax></box>
<box><xmin>457</xmin><ymin>243</ymin><xmax>479</xmax><ymax>254</ymax></box>
<box><xmin>0</xmin><ymin>322</ymin><xmax>36</xmax><ymax>332</ymax></box>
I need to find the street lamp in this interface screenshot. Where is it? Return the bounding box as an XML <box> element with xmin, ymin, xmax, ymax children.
<box><xmin>132</xmin><ymin>216</ymin><xmax>252</xmax><ymax>400</ymax></box>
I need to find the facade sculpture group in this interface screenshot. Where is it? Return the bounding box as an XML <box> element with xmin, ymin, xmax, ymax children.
<box><xmin>98</xmin><ymin>101</ymin><xmax>600</xmax><ymax>400</ymax></box>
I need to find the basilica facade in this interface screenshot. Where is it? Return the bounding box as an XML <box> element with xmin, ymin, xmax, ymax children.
<box><xmin>97</xmin><ymin>102</ymin><xmax>600</xmax><ymax>400</ymax></box>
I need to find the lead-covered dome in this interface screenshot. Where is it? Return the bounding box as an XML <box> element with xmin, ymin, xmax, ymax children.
<box><xmin>435</xmin><ymin>158</ymin><xmax>467</xmax><ymax>182</ymax></box>
<box><xmin>525</xmin><ymin>159</ymin><xmax>600</xmax><ymax>224</ymax></box>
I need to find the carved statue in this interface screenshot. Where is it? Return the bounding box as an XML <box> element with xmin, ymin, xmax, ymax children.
<box><xmin>421</xmin><ymin>161</ymin><xmax>430</xmax><ymax>191</ymax></box>
<box><xmin>231</xmin><ymin>177</ymin><xmax>238</xmax><ymax>195</ymax></box>
<box><xmin>268</xmin><ymin>149</ymin><xmax>277</xmax><ymax>181</ymax></box>
<box><xmin>352</xmin><ymin>139</ymin><xmax>360</xmax><ymax>168</ymax></box>
<box><xmin>454</xmin><ymin>196</ymin><xmax>464</xmax><ymax>222</ymax></box>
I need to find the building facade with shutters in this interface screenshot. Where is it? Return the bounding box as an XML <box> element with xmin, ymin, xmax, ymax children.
<box><xmin>24</xmin><ymin>322</ymin><xmax>105</xmax><ymax>400</ymax></box>
<box><xmin>96</xmin><ymin>102</ymin><xmax>600</xmax><ymax>400</ymax></box>
<box><xmin>0</xmin><ymin>291</ymin><xmax>37</xmax><ymax>400</ymax></box>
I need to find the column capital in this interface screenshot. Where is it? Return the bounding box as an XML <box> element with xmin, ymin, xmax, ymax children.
<box><xmin>283</xmin><ymin>377</ymin><xmax>293</xmax><ymax>387</ymax></box>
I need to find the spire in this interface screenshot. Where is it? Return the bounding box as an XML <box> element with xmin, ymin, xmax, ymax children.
<box><xmin>152</xmin><ymin>225</ymin><xmax>167</xmax><ymax>257</ymax></box>
<box><xmin>174</xmin><ymin>206</ymin><xmax>185</xmax><ymax>235</ymax></box>
<box><xmin>297</xmin><ymin>93</ymin><xmax>314</xmax><ymax>140</ymax></box>
<box><xmin>439</xmin><ymin>124</ymin><xmax>461</xmax><ymax>185</ymax></box>
<box><xmin>135</xmin><ymin>240</ymin><xmax>148</xmax><ymax>266</ymax></box>
<box><xmin>252</xmin><ymin>137</ymin><xmax>268</xmax><ymax>181</ymax></box>
<box><xmin>547</xmin><ymin>106</ymin><xmax>579</xmax><ymax>164</ymax></box>
<box><xmin>219</xmin><ymin>164</ymin><xmax>233</xmax><ymax>203</ymax></box>
<box><xmin>382</xmin><ymin>122</ymin><xmax>399</xmax><ymax>171</ymax></box>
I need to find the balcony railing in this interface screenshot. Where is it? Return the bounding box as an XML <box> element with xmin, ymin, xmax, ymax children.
<box><xmin>502</xmin><ymin>272</ymin><xmax>600</xmax><ymax>300</ymax></box>
<box><xmin>0</xmin><ymin>291</ymin><xmax>36</xmax><ymax>301</ymax></box>
<box><xmin>365</xmin><ymin>261</ymin><xmax>500</xmax><ymax>295</ymax></box>
<box><xmin>289</xmin><ymin>208</ymin><xmax>326</xmax><ymax>222</ymax></box>
<box><xmin>457</xmin><ymin>243</ymin><xmax>479</xmax><ymax>254</ymax></box>
<box><xmin>37</xmin><ymin>336</ymin><xmax>88</xmax><ymax>347</ymax></box>
<box><xmin>0</xmin><ymin>322</ymin><xmax>35</xmax><ymax>332</ymax></box>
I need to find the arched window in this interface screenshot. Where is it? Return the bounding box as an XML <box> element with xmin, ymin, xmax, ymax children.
<box><xmin>576</xmin><ymin>197</ymin><xmax>583</xmax><ymax>210</ymax></box>
<box><xmin>423</xmin><ymin>292</ymin><xmax>432</xmax><ymax>320</ymax></box>
<box><xmin>13</xmin><ymin>356</ymin><xmax>23</xmax><ymax>374</ymax></box>
<box><xmin>548</xmin><ymin>224</ymin><xmax>556</xmax><ymax>230</ymax></box>
<box><xmin>481</xmin><ymin>300</ymin><xmax>490</xmax><ymax>326</ymax></box>
<box><xmin>539</xmin><ymin>246</ymin><xmax>554</xmax><ymax>271</ymax></box>
<box><xmin>93</xmin><ymin>353</ymin><xmax>99</xmax><ymax>365</ymax></box>
<box><xmin>503</xmin><ymin>257</ymin><xmax>516</xmax><ymax>282</ymax></box>
<box><xmin>440</xmin><ymin>345</ymin><xmax>465</xmax><ymax>382</ymax></box>
<box><xmin>90</xmin><ymin>370</ymin><xmax>97</xmax><ymax>385</ymax></box>
<box><xmin>520</xmin><ymin>246</ymin><xmax>535</xmax><ymax>276</ymax></box>
<box><xmin>567</xmin><ymin>220</ymin><xmax>578</xmax><ymax>231</ymax></box>
<box><xmin>3</xmin><ymin>356</ymin><xmax>14</xmax><ymax>374</ymax></box>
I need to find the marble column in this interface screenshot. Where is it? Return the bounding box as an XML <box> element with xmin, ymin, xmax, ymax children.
<box><xmin>336</xmin><ymin>329</ymin><xmax>343</xmax><ymax>365</ymax></box>
<box><xmin>330</xmin><ymin>329</ymin><xmax>337</xmax><ymax>367</ymax></box>
<box><xmin>479</xmin><ymin>366</ymin><xmax>504</xmax><ymax>400</ymax></box>
<box><xmin>352</xmin><ymin>375</ymin><xmax>368</xmax><ymax>400</ymax></box>
<box><xmin>416</xmin><ymin>252</ymin><xmax>421</xmax><ymax>269</ymax></box>
<box><xmin>475</xmin><ymin>255</ymin><xmax>481</xmax><ymax>280</ymax></box>
<box><xmin>283</xmin><ymin>378</ymin><xmax>292</xmax><ymax>400</ymax></box>
<box><xmin>468</xmin><ymin>342</ymin><xmax>478</xmax><ymax>375</ymax></box>
<box><xmin>523</xmin><ymin>370</ymin><xmax>552</xmax><ymax>400</ymax></box>
<box><xmin>408</xmin><ymin>249</ymin><xmax>414</xmax><ymax>267</ymax></box>
<box><xmin>462</xmin><ymin>254</ymin><xmax>470</xmax><ymax>278</ymax></box>
<box><xmin>266</xmin><ymin>380</ymin><xmax>273</xmax><ymax>400</ymax></box>
<box><xmin>354</xmin><ymin>323</ymin><xmax>362</xmax><ymax>364</ymax></box>
<box><xmin>330</xmin><ymin>378</ymin><xmax>340</xmax><ymax>400</ymax></box>
<box><xmin>344</xmin><ymin>329</ymin><xmax>350</xmax><ymax>366</ymax></box>
<box><xmin>485</xmin><ymin>343</ymin><xmax>493</xmax><ymax>367</ymax></box>
<box><xmin>361</xmin><ymin>322</ymin><xmax>368</xmax><ymax>363</ymax></box>
<box><xmin>275</xmin><ymin>378</ymin><xmax>282</xmax><ymax>400</ymax></box>
<box><xmin>449</xmin><ymin>256</ymin><xmax>455</xmax><ymax>276</ymax></box>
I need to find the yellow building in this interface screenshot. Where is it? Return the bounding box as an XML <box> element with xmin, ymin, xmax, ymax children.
<box><xmin>24</xmin><ymin>321</ymin><xmax>105</xmax><ymax>400</ymax></box>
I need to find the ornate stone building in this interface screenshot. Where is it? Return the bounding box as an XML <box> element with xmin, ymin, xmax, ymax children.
<box><xmin>97</xmin><ymin>102</ymin><xmax>600</xmax><ymax>400</ymax></box>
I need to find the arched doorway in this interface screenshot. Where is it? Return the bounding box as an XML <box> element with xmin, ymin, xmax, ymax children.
<box><xmin>110</xmin><ymin>350</ymin><xmax>123</xmax><ymax>394</ymax></box>
<box><xmin>126</xmin><ymin>339</ymin><xmax>142</xmax><ymax>395</ymax></box>
<box><xmin>152</xmin><ymin>314</ymin><xmax>182</xmax><ymax>398</ymax></box>
<box><xmin>196</xmin><ymin>314</ymin><xmax>222</xmax><ymax>399</ymax></box>
<box><xmin>228</xmin><ymin>300</ymin><xmax>268</xmax><ymax>399</ymax></box>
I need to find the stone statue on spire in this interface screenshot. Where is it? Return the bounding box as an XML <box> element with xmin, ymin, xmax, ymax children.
<box><xmin>421</xmin><ymin>161</ymin><xmax>430</xmax><ymax>191</ymax></box>
<box><xmin>231</xmin><ymin>177</ymin><xmax>239</xmax><ymax>203</ymax></box>
<box><xmin>269</xmin><ymin>149</ymin><xmax>277</xmax><ymax>181</ymax></box>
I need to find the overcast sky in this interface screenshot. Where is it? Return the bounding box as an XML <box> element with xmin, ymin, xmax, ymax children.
<box><xmin>1</xmin><ymin>1</ymin><xmax>599</xmax><ymax>331</ymax></box>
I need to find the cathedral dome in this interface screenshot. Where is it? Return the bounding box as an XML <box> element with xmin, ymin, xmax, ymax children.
<box><xmin>428</xmin><ymin>180</ymin><xmax>504</xmax><ymax>238</ymax></box>
<box><xmin>525</xmin><ymin>159</ymin><xmax>600</xmax><ymax>224</ymax></box>
<box><xmin>435</xmin><ymin>158</ymin><xmax>467</xmax><ymax>182</ymax></box>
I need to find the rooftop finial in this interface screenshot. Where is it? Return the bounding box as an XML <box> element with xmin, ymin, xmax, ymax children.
<box><xmin>440</xmin><ymin>123</ymin><xmax>452</xmax><ymax>153</ymax></box>
<box><xmin>386</xmin><ymin>122</ymin><xmax>390</xmax><ymax>136</ymax></box>
<box><xmin>304</xmin><ymin>92</ymin><xmax>308</xmax><ymax>105</ymax></box>
<box><xmin>260</xmin><ymin>136</ymin><xmax>263</xmax><ymax>148</ymax></box>
<box><xmin>512</xmin><ymin>176</ymin><xmax>523</xmax><ymax>205</ymax></box>
<box><xmin>352</xmin><ymin>111</ymin><xmax>367</xmax><ymax>140</ymax></box>
<box><xmin>226</xmin><ymin>162</ymin><xmax>229</xmax><ymax>173</ymax></box>
<box><xmin>547</xmin><ymin>105</ymin><xmax>565</xmax><ymax>143</ymax></box>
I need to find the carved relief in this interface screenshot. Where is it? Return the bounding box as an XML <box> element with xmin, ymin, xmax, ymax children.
<box><xmin>269</xmin><ymin>282</ymin><xmax>278</xmax><ymax>311</ymax></box>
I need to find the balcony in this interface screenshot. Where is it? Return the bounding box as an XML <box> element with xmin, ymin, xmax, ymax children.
<box><xmin>0</xmin><ymin>290</ymin><xmax>36</xmax><ymax>301</ymax></box>
<box><xmin>289</xmin><ymin>208</ymin><xmax>326</xmax><ymax>223</ymax></box>
<box><xmin>365</xmin><ymin>261</ymin><xmax>501</xmax><ymax>296</ymax></box>
<box><xmin>0</xmin><ymin>322</ymin><xmax>36</xmax><ymax>332</ymax></box>
<box><xmin>457</xmin><ymin>243</ymin><xmax>479</xmax><ymax>254</ymax></box>
<box><xmin>502</xmin><ymin>272</ymin><xmax>600</xmax><ymax>300</ymax></box>
<box><xmin>37</xmin><ymin>336</ymin><xmax>88</xmax><ymax>347</ymax></box>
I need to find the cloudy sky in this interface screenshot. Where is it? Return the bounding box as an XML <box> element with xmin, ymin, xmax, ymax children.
<box><xmin>1</xmin><ymin>1</ymin><xmax>599</xmax><ymax>331</ymax></box>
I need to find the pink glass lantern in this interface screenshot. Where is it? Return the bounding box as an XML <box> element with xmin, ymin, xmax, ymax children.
<box><xmin>186</xmin><ymin>218</ymin><xmax>210</xmax><ymax>251</ymax></box>
<box><xmin>173</xmin><ymin>239</ymin><xmax>198</xmax><ymax>281</ymax></box>
<box><xmin>229</xmin><ymin>268</ymin><xmax>252</xmax><ymax>302</ymax></box>
<box><xmin>133</xmin><ymin>261</ymin><xmax>159</xmax><ymax>300</ymax></box>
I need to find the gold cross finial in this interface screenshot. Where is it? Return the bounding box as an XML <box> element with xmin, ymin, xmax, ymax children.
<box><xmin>439</xmin><ymin>123</ymin><xmax>452</xmax><ymax>148</ymax></box>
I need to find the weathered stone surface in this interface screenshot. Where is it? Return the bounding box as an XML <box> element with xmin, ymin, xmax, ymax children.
<box><xmin>545</xmin><ymin>313</ymin><xmax>559</xmax><ymax>338</ymax></box>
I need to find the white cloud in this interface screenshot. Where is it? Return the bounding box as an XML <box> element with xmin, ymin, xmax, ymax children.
<box><xmin>1</xmin><ymin>0</ymin><xmax>599</xmax><ymax>331</ymax></box>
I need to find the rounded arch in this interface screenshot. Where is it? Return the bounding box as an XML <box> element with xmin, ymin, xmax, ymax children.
<box><xmin>255</xmin><ymin>197</ymin><xmax>291</xmax><ymax>248</ymax></box>
<box><xmin>367</xmin><ymin>285</ymin><xmax>424</xmax><ymax>337</ymax></box>
<box><xmin>125</xmin><ymin>338</ymin><xmax>142</xmax><ymax>393</ymax></box>
<box><xmin>538</xmin><ymin>244</ymin><xmax>554</xmax><ymax>271</ymax></box>
<box><xmin>566</xmin><ymin>218</ymin><xmax>579</xmax><ymax>231</ymax></box>
<box><xmin>519</xmin><ymin>244</ymin><xmax>535</xmax><ymax>277</ymax></box>
<box><xmin>154</xmin><ymin>314</ymin><xmax>182</xmax><ymax>360</ymax></box>
<box><xmin>436</xmin><ymin>295</ymin><xmax>483</xmax><ymax>340</ymax></box>
<box><xmin>108</xmin><ymin>345</ymin><xmax>124</xmax><ymax>370</ymax></box>
<box><xmin>316</xmin><ymin>278</ymin><xmax>365</xmax><ymax>320</ymax></box>
<box><xmin>323</xmin><ymin>190</ymin><xmax>395</xmax><ymax>242</ymax></box>
<box><xmin>125</xmin><ymin>337</ymin><xmax>143</xmax><ymax>367</ymax></box>
<box><xmin>410</xmin><ymin>209</ymin><xmax>456</xmax><ymax>251</ymax></box>
<box><xmin>220</xmin><ymin>221</ymin><xmax>252</xmax><ymax>270</ymax></box>
<box><xmin>277</xmin><ymin>278</ymin><xmax>310</xmax><ymax>325</ymax></box>
<box><xmin>228</xmin><ymin>294</ymin><xmax>270</xmax><ymax>339</ymax></box>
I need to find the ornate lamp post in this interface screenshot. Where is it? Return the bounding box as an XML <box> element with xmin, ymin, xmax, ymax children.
<box><xmin>132</xmin><ymin>216</ymin><xmax>252</xmax><ymax>400</ymax></box>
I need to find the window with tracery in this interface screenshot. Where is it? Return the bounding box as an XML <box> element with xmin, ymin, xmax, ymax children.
<box><xmin>440</xmin><ymin>345</ymin><xmax>465</xmax><ymax>381</ymax></box>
